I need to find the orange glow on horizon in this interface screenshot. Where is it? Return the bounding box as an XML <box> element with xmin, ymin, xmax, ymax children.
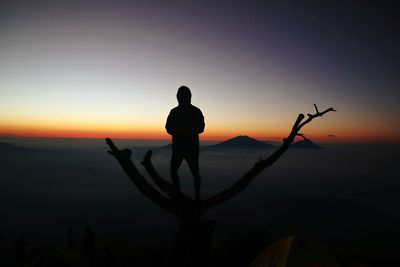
<box><xmin>1</xmin><ymin>113</ymin><xmax>399</xmax><ymax>143</ymax></box>
<box><xmin>1</xmin><ymin>125</ymin><xmax>399</xmax><ymax>143</ymax></box>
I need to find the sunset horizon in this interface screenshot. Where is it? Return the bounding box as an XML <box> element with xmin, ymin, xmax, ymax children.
<box><xmin>1</xmin><ymin>2</ymin><xmax>399</xmax><ymax>145</ymax></box>
<box><xmin>1</xmin><ymin>128</ymin><xmax>398</xmax><ymax>144</ymax></box>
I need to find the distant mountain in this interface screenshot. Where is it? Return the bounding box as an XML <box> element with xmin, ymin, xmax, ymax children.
<box><xmin>155</xmin><ymin>143</ymin><xmax>172</xmax><ymax>152</ymax></box>
<box><xmin>0</xmin><ymin>142</ymin><xmax>38</xmax><ymax>152</ymax></box>
<box><xmin>291</xmin><ymin>139</ymin><xmax>322</xmax><ymax>149</ymax></box>
<box><xmin>0</xmin><ymin>133</ymin><xmax>18</xmax><ymax>136</ymax></box>
<box><xmin>161</xmin><ymin>143</ymin><xmax>173</xmax><ymax>149</ymax></box>
<box><xmin>262</xmin><ymin>140</ymin><xmax>282</xmax><ymax>145</ymax></box>
<box><xmin>207</xmin><ymin>135</ymin><xmax>274</xmax><ymax>150</ymax></box>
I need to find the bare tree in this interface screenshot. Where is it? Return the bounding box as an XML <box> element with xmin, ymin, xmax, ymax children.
<box><xmin>105</xmin><ymin>104</ymin><xmax>336</xmax><ymax>266</ymax></box>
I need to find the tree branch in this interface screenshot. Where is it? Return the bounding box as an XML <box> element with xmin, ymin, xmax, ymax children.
<box><xmin>140</xmin><ymin>150</ymin><xmax>192</xmax><ymax>201</ymax></box>
<box><xmin>105</xmin><ymin>138</ymin><xmax>179</xmax><ymax>216</ymax></box>
<box><xmin>203</xmin><ymin>105</ymin><xmax>335</xmax><ymax>208</ymax></box>
<box><xmin>301</xmin><ymin>106</ymin><xmax>336</xmax><ymax>130</ymax></box>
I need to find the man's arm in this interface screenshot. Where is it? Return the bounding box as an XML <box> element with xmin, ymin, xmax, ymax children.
<box><xmin>197</xmin><ymin>109</ymin><xmax>205</xmax><ymax>134</ymax></box>
<box><xmin>165</xmin><ymin>110</ymin><xmax>175</xmax><ymax>135</ymax></box>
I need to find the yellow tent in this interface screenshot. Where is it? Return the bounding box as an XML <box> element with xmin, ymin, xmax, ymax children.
<box><xmin>249</xmin><ymin>236</ymin><xmax>340</xmax><ymax>267</ymax></box>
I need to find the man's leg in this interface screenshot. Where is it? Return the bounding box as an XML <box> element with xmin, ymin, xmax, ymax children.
<box><xmin>171</xmin><ymin>151</ymin><xmax>184</xmax><ymax>193</ymax></box>
<box><xmin>186</xmin><ymin>152</ymin><xmax>201</xmax><ymax>200</ymax></box>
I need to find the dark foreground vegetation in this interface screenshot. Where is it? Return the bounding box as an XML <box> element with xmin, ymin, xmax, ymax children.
<box><xmin>1</xmin><ymin>226</ymin><xmax>395</xmax><ymax>267</ymax></box>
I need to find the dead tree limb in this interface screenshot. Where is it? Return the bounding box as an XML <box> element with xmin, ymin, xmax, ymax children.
<box><xmin>202</xmin><ymin>105</ymin><xmax>336</xmax><ymax>208</ymax></box>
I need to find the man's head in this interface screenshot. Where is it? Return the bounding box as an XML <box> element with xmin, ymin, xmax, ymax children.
<box><xmin>177</xmin><ymin>86</ymin><xmax>191</xmax><ymax>105</ymax></box>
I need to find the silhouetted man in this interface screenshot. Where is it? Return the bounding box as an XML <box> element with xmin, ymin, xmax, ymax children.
<box><xmin>166</xmin><ymin>86</ymin><xmax>205</xmax><ymax>200</ymax></box>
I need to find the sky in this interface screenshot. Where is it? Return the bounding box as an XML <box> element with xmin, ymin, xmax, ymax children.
<box><xmin>0</xmin><ymin>0</ymin><xmax>399</xmax><ymax>142</ymax></box>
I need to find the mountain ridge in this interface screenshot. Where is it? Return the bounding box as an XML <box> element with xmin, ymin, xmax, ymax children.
<box><xmin>206</xmin><ymin>135</ymin><xmax>274</xmax><ymax>150</ymax></box>
<box><xmin>291</xmin><ymin>139</ymin><xmax>322</xmax><ymax>149</ymax></box>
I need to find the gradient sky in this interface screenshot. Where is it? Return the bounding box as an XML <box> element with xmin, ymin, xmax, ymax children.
<box><xmin>0</xmin><ymin>1</ymin><xmax>399</xmax><ymax>142</ymax></box>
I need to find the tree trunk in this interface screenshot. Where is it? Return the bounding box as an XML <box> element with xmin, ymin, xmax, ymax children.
<box><xmin>169</xmin><ymin>218</ymin><xmax>216</xmax><ymax>267</ymax></box>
